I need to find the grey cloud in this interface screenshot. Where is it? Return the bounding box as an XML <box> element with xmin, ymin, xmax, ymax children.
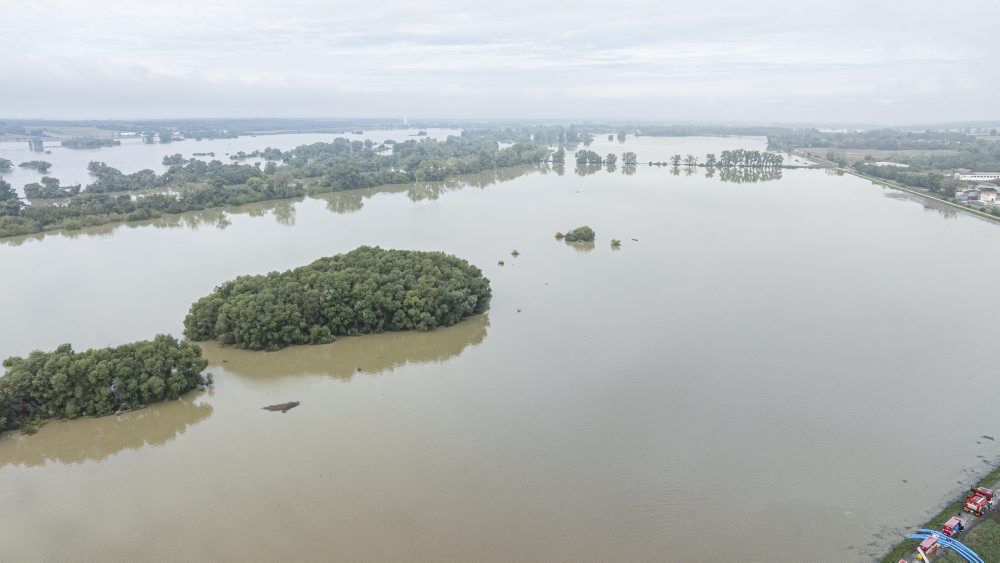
<box><xmin>1</xmin><ymin>0</ymin><xmax>997</xmax><ymax>123</ymax></box>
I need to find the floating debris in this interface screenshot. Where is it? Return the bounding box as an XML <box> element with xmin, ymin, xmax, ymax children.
<box><xmin>262</xmin><ymin>401</ymin><xmax>300</xmax><ymax>413</ymax></box>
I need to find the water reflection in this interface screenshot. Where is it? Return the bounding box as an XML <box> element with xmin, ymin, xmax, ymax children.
<box><xmin>0</xmin><ymin>392</ymin><xmax>213</xmax><ymax>467</ymax></box>
<box><xmin>566</xmin><ymin>241</ymin><xmax>596</xmax><ymax>253</ymax></box>
<box><xmin>199</xmin><ymin>314</ymin><xmax>489</xmax><ymax>382</ymax></box>
<box><xmin>718</xmin><ymin>167</ymin><xmax>783</xmax><ymax>183</ymax></box>
<box><xmin>883</xmin><ymin>191</ymin><xmax>961</xmax><ymax>220</ymax></box>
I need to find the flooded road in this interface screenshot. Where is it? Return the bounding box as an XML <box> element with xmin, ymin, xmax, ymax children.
<box><xmin>2</xmin><ymin>135</ymin><xmax>1000</xmax><ymax>560</ymax></box>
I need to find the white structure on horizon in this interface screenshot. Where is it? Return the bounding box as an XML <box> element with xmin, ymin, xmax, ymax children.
<box><xmin>955</xmin><ymin>172</ymin><xmax>1000</xmax><ymax>182</ymax></box>
<box><xmin>403</xmin><ymin>116</ymin><xmax>408</xmax><ymax>126</ymax></box>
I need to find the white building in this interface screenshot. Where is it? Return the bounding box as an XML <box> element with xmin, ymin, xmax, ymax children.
<box><xmin>955</xmin><ymin>172</ymin><xmax>1000</xmax><ymax>182</ymax></box>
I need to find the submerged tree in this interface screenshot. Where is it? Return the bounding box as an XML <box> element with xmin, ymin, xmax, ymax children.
<box><xmin>717</xmin><ymin>149</ymin><xmax>783</xmax><ymax>168</ymax></box>
<box><xmin>563</xmin><ymin>225</ymin><xmax>596</xmax><ymax>243</ymax></box>
<box><xmin>18</xmin><ymin>160</ymin><xmax>51</xmax><ymax>173</ymax></box>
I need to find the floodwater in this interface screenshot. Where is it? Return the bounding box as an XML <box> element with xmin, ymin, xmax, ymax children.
<box><xmin>2</xmin><ymin>135</ymin><xmax>1000</xmax><ymax>561</ymax></box>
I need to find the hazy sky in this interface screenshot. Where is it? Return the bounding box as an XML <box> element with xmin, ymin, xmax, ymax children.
<box><xmin>2</xmin><ymin>0</ymin><xmax>997</xmax><ymax>124</ymax></box>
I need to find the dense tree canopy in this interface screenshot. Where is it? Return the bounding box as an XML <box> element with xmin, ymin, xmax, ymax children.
<box><xmin>61</xmin><ymin>138</ymin><xmax>120</xmax><ymax>149</ymax></box>
<box><xmin>184</xmin><ymin>246</ymin><xmax>492</xmax><ymax>351</ymax></box>
<box><xmin>564</xmin><ymin>225</ymin><xmax>596</xmax><ymax>242</ymax></box>
<box><xmin>23</xmin><ymin>176</ymin><xmax>81</xmax><ymax>199</ymax></box>
<box><xmin>0</xmin><ymin>158</ymin><xmax>12</xmax><ymax>172</ymax></box>
<box><xmin>0</xmin><ymin>335</ymin><xmax>211</xmax><ymax>433</ymax></box>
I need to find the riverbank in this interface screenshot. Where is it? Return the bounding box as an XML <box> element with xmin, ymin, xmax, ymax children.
<box><xmin>791</xmin><ymin>151</ymin><xmax>1000</xmax><ymax>224</ymax></box>
<box><xmin>880</xmin><ymin>464</ymin><xmax>1000</xmax><ymax>561</ymax></box>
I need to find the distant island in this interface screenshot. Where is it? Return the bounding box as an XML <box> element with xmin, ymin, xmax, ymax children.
<box><xmin>61</xmin><ymin>138</ymin><xmax>121</xmax><ymax>149</ymax></box>
<box><xmin>184</xmin><ymin>246</ymin><xmax>492</xmax><ymax>351</ymax></box>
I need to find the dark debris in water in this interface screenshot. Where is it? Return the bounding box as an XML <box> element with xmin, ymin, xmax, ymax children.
<box><xmin>262</xmin><ymin>401</ymin><xmax>300</xmax><ymax>413</ymax></box>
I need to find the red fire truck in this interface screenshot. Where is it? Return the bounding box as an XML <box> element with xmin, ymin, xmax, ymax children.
<box><xmin>963</xmin><ymin>487</ymin><xmax>995</xmax><ymax>517</ymax></box>
<box><xmin>916</xmin><ymin>535</ymin><xmax>938</xmax><ymax>559</ymax></box>
<box><xmin>942</xmin><ymin>516</ymin><xmax>965</xmax><ymax>537</ymax></box>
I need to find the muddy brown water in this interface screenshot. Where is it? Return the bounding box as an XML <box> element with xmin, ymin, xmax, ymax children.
<box><xmin>2</xmin><ymin>135</ymin><xmax>1000</xmax><ymax>561</ymax></box>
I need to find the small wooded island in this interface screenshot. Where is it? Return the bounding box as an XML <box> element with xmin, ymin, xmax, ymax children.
<box><xmin>563</xmin><ymin>225</ymin><xmax>596</xmax><ymax>242</ymax></box>
<box><xmin>184</xmin><ymin>246</ymin><xmax>492</xmax><ymax>351</ymax></box>
<box><xmin>0</xmin><ymin>335</ymin><xmax>211</xmax><ymax>434</ymax></box>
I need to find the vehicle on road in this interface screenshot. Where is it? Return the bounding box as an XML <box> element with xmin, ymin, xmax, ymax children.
<box><xmin>942</xmin><ymin>516</ymin><xmax>965</xmax><ymax>537</ymax></box>
<box><xmin>963</xmin><ymin>487</ymin><xmax>994</xmax><ymax>517</ymax></box>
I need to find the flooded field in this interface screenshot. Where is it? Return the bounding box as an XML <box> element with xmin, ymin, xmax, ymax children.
<box><xmin>2</xmin><ymin>135</ymin><xmax>1000</xmax><ymax>560</ymax></box>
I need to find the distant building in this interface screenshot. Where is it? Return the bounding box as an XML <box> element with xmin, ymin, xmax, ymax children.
<box><xmin>873</xmin><ymin>161</ymin><xmax>909</xmax><ymax>168</ymax></box>
<box><xmin>955</xmin><ymin>172</ymin><xmax>1000</xmax><ymax>182</ymax></box>
<box><xmin>959</xmin><ymin>189</ymin><xmax>981</xmax><ymax>201</ymax></box>
<box><xmin>978</xmin><ymin>187</ymin><xmax>998</xmax><ymax>202</ymax></box>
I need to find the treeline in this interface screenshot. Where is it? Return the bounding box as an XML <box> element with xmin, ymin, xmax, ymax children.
<box><xmin>637</xmin><ymin>125</ymin><xmax>788</xmax><ymax>137</ymax></box>
<box><xmin>87</xmin><ymin>159</ymin><xmax>265</xmax><ymax>194</ymax></box>
<box><xmin>574</xmin><ymin>149</ymin><xmax>782</xmax><ymax>169</ymax></box>
<box><xmin>229</xmin><ymin>148</ymin><xmax>284</xmax><ymax>161</ymax></box>
<box><xmin>24</xmin><ymin>177</ymin><xmax>81</xmax><ymax>199</ymax></box>
<box><xmin>767</xmin><ymin>129</ymin><xmax>975</xmax><ymax>151</ymax></box>
<box><xmin>61</xmin><ymin>138</ymin><xmax>121</xmax><ymax>149</ymax></box>
<box><xmin>854</xmin><ymin>163</ymin><xmax>952</xmax><ymax>195</ymax></box>
<box><xmin>461</xmin><ymin>126</ymin><xmax>596</xmax><ymax>146</ymax></box>
<box><xmin>0</xmin><ymin>158</ymin><xmax>11</xmax><ymax>172</ymax></box>
<box><xmin>717</xmin><ymin>149</ymin><xmax>783</xmax><ymax>168</ymax></box>
<box><xmin>184</xmin><ymin>246</ymin><xmax>492</xmax><ymax>351</ymax></box>
<box><xmin>890</xmin><ymin>140</ymin><xmax>1000</xmax><ymax>172</ymax></box>
<box><xmin>0</xmin><ymin>134</ymin><xmax>551</xmax><ymax>238</ymax></box>
<box><xmin>0</xmin><ymin>174</ymin><xmax>305</xmax><ymax>237</ymax></box>
<box><xmin>0</xmin><ymin>335</ymin><xmax>211</xmax><ymax>433</ymax></box>
<box><xmin>18</xmin><ymin>160</ymin><xmax>51</xmax><ymax>173</ymax></box>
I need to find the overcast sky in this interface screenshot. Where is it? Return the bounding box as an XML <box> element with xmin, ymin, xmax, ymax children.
<box><xmin>2</xmin><ymin>0</ymin><xmax>997</xmax><ymax>124</ymax></box>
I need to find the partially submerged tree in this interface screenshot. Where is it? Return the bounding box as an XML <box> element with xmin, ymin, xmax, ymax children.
<box><xmin>563</xmin><ymin>225</ymin><xmax>596</xmax><ymax>243</ymax></box>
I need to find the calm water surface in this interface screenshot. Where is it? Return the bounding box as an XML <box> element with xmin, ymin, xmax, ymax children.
<box><xmin>1</xmin><ymin>135</ymin><xmax>999</xmax><ymax>561</ymax></box>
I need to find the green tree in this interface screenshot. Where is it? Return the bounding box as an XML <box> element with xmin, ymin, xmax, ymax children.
<box><xmin>0</xmin><ymin>335</ymin><xmax>211</xmax><ymax>433</ymax></box>
<box><xmin>563</xmin><ymin>225</ymin><xmax>596</xmax><ymax>242</ymax></box>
